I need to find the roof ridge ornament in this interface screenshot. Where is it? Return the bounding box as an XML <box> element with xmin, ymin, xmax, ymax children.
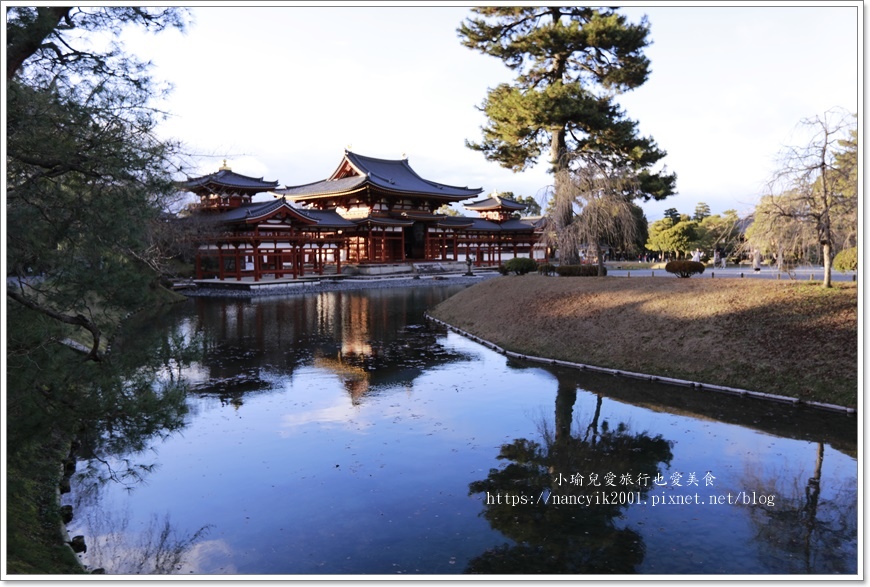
<box><xmin>219</xmin><ymin>159</ymin><xmax>231</xmax><ymax>171</ymax></box>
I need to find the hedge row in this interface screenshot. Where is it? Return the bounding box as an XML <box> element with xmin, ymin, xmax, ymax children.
<box><xmin>555</xmin><ymin>265</ymin><xmax>605</xmax><ymax>277</ymax></box>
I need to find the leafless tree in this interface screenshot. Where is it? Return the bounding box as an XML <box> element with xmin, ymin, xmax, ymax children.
<box><xmin>751</xmin><ymin>108</ymin><xmax>857</xmax><ymax>287</ymax></box>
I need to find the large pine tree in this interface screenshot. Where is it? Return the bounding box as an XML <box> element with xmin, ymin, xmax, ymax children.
<box><xmin>458</xmin><ymin>7</ymin><xmax>676</xmax><ymax>262</ymax></box>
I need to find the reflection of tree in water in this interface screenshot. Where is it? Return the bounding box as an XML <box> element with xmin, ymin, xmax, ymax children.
<box><xmin>467</xmin><ymin>381</ymin><xmax>673</xmax><ymax>574</ymax></box>
<box><xmin>71</xmin><ymin>312</ymin><xmax>200</xmax><ymax>495</ymax></box>
<box><xmin>743</xmin><ymin>443</ymin><xmax>858</xmax><ymax>574</ymax></box>
<box><xmin>75</xmin><ymin>509</ymin><xmax>211</xmax><ymax>574</ymax></box>
<box><xmin>61</xmin><ymin>310</ymin><xmax>211</xmax><ymax>574</ymax></box>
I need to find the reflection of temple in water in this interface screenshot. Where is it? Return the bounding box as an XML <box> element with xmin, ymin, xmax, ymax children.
<box><xmin>188</xmin><ymin>288</ymin><xmax>469</xmax><ymax>406</ymax></box>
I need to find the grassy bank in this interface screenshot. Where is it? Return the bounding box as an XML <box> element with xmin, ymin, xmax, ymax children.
<box><xmin>430</xmin><ymin>275</ymin><xmax>858</xmax><ymax>408</ymax></box>
<box><xmin>6</xmin><ymin>435</ymin><xmax>85</xmax><ymax>575</ymax></box>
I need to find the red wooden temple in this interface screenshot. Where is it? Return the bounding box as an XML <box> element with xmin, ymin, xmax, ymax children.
<box><xmin>182</xmin><ymin>152</ymin><xmax>543</xmax><ymax>281</ymax></box>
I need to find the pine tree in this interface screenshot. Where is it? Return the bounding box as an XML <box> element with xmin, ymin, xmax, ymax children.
<box><xmin>458</xmin><ymin>7</ymin><xmax>676</xmax><ymax>263</ymax></box>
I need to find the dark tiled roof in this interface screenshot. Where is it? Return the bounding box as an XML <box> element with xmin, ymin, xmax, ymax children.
<box><xmin>277</xmin><ymin>151</ymin><xmax>483</xmax><ymax>201</ymax></box>
<box><xmin>218</xmin><ymin>200</ymin><xmax>354</xmax><ymax>228</ymax></box>
<box><xmin>274</xmin><ymin>175</ymin><xmax>367</xmax><ymax>198</ymax></box>
<box><xmin>301</xmin><ymin>209</ymin><xmax>357</xmax><ymax>229</ymax></box>
<box><xmin>464</xmin><ymin>218</ymin><xmax>502</xmax><ymax>232</ymax></box>
<box><xmin>464</xmin><ymin>195</ymin><xmax>527</xmax><ymax>211</ymax></box>
<box><xmin>436</xmin><ymin>217</ymin><xmax>475</xmax><ymax>229</ymax></box>
<box><xmin>180</xmin><ymin>169</ymin><xmax>280</xmax><ymax>192</ymax></box>
<box><xmin>497</xmin><ymin>218</ymin><xmax>537</xmax><ymax>232</ymax></box>
<box><xmin>219</xmin><ymin>200</ymin><xmax>292</xmax><ymax>223</ymax></box>
<box><xmin>345</xmin><ymin>151</ymin><xmax>482</xmax><ymax>198</ymax></box>
<box><xmin>353</xmin><ymin>216</ymin><xmax>415</xmax><ymax>227</ymax></box>
<box><xmin>459</xmin><ymin>217</ymin><xmax>537</xmax><ymax>233</ymax></box>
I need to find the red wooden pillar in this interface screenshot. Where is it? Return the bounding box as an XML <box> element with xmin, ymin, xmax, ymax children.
<box><xmin>234</xmin><ymin>245</ymin><xmax>242</xmax><ymax>281</ymax></box>
<box><xmin>400</xmin><ymin>227</ymin><xmax>406</xmax><ymax>261</ymax></box>
<box><xmin>253</xmin><ymin>242</ymin><xmax>261</xmax><ymax>282</ymax></box>
<box><xmin>292</xmin><ymin>246</ymin><xmax>298</xmax><ymax>279</ymax></box>
<box><xmin>218</xmin><ymin>244</ymin><xmax>226</xmax><ymax>280</ymax></box>
<box><xmin>317</xmin><ymin>245</ymin><xmax>324</xmax><ymax>275</ymax></box>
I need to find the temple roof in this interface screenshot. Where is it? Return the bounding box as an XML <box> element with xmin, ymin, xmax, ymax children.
<box><xmin>440</xmin><ymin>217</ymin><xmax>537</xmax><ymax>233</ymax></box>
<box><xmin>464</xmin><ymin>194</ymin><xmax>527</xmax><ymax>212</ymax></box>
<box><xmin>217</xmin><ymin>200</ymin><xmax>355</xmax><ymax>228</ymax></box>
<box><xmin>180</xmin><ymin>167</ymin><xmax>280</xmax><ymax>194</ymax></box>
<box><xmin>276</xmin><ymin>150</ymin><xmax>483</xmax><ymax>202</ymax></box>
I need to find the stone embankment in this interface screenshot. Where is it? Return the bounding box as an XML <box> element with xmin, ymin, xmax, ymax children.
<box><xmin>182</xmin><ymin>273</ymin><xmax>500</xmax><ymax>298</ymax></box>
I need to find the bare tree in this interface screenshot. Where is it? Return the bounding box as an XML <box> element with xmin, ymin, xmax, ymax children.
<box><xmin>752</xmin><ymin>109</ymin><xmax>857</xmax><ymax>287</ymax></box>
<box><xmin>743</xmin><ymin>194</ymin><xmax>817</xmax><ymax>277</ymax></box>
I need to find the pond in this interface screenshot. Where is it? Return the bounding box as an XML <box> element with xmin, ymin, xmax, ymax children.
<box><xmin>63</xmin><ymin>285</ymin><xmax>858</xmax><ymax>576</ymax></box>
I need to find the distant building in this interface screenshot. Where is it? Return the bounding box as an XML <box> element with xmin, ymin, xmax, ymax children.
<box><xmin>180</xmin><ymin>151</ymin><xmax>544</xmax><ymax>281</ymax></box>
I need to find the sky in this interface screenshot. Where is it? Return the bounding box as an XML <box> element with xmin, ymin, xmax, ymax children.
<box><xmin>118</xmin><ymin>2</ymin><xmax>861</xmax><ymax>221</ymax></box>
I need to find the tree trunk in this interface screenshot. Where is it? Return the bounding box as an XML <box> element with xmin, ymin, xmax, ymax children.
<box><xmin>596</xmin><ymin>242</ymin><xmax>606</xmax><ymax>276</ymax></box>
<box><xmin>822</xmin><ymin>240</ymin><xmax>832</xmax><ymax>288</ymax></box>
<box><xmin>551</xmin><ymin>126</ymin><xmax>579</xmax><ymax>265</ymax></box>
<box><xmin>6</xmin><ymin>7</ymin><xmax>71</xmax><ymax>80</ymax></box>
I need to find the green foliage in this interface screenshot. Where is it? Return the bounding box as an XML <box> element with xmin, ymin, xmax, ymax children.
<box><xmin>6</xmin><ymin>7</ymin><xmax>196</xmax><ymax>574</ymax></box>
<box><xmin>556</xmin><ymin>265</ymin><xmax>606</xmax><ymax>277</ymax></box>
<box><xmin>663</xmin><ymin>208</ymin><xmax>681</xmax><ymax>222</ymax></box>
<box><xmin>458</xmin><ymin>7</ymin><xmax>676</xmax><ymax>203</ymax></box>
<box><xmin>436</xmin><ymin>204</ymin><xmax>461</xmax><ymax>217</ymax></box>
<box><xmin>514</xmin><ymin>195</ymin><xmax>542</xmax><ymax>217</ymax></box>
<box><xmin>504</xmin><ymin>257</ymin><xmax>539</xmax><ymax>275</ymax></box>
<box><xmin>665</xmin><ymin>260</ymin><xmax>706</xmax><ymax>278</ymax></box>
<box><xmin>693</xmin><ymin>202</ymin><xmax>711</xmax><ymax>221</ymax></box>
<box><xmin>696</xmin><ymin>211</ymin><xmax>742</xmax><ymax>257</ymax></box>
<box><xmin>833</xmin><ymin>247</ymin><xmax>858</xmax><ymax>273</ymax></box>
<box><xmin>646</xmin><ymin>217</ymin><xmax>699</xmax><ymax>257</ymax></box>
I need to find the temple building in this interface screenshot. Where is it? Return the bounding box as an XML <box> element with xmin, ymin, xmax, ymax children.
<box><xmin>180</xmin><ymin>151</ymin><xmax>544</xmax><ymax>282</ymax></box>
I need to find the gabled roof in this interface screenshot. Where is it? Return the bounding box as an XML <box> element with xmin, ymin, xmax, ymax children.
<box><xmin>301</xmin><ymin>208</ymin><xmax>358</xmax><ymax>229</ymax></box>
<box><xmin>276</xmin><ymin>175</ymin><xmax>368</xmax><ymax>198</ymax></box>
<box><xmin>276</xmin><ymin>150</ymin><xmax>483</xmax><ymax>202</ymax></box>
<box><xmin>497</xmin><ymin>218</ymin><xmax>537</xmax><ymax>232</ymax></box>
<box><xmin>218</xmin><ymin>200</ymin><xmax>318</xmax><ymax>225</ymax></box>
<box><xmin>464</xmin><ymin>194</ymin><xmax>527</xmax><ymax>212</ymax></box>
<box><xmin>461</xmin><ymin>217</ymin><xmax>537</xmax><ymax>233</ymax></box>
<box><xmin>435</xmin><ymin>216</ymin><xmax>475</xmax><ymax>229</ymax></box>
<box><xmin>216</xmin><ymin>200</ymin><xmax>356</xmax><ymax>229</ymax></box>
<box><xmin>180</xmin><ymin>168</ymin><xmax>280</xmax><ymax>194</ymax></box>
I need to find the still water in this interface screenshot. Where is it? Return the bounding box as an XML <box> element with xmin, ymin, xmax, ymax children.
<box><xmin>64</xmin><ymin>285</ymin><xmax>858</xmax><ymax>576</ymax></box>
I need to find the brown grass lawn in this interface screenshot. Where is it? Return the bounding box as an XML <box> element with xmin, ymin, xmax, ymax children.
<box><xmin>430</xmin><ymin>275</ymin><xmax>858</xmax><ymax>408</ymax></box>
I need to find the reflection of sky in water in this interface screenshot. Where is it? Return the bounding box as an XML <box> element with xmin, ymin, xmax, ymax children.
<box><xmin>65</xmin><ymin>292</ymin><xmax>857</xmax><ymax>576</ymax></box>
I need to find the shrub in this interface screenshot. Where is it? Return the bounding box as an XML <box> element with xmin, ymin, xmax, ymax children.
<box><xmin>497</xmin><ymin>264</ymin><xmax>509</xmax><ymax>275</ymax></box>
<box><xmin>537</xmin><ymin>262</ymin><xmax>557</xmax><ymax>276</ymax></box>
<box><xmin>503</xmin><ymin>257</ymin><xmax>539</xmax><ymax>275</ymax></box>
<box><xmin>665</xmin><ymin>260</ymin><xmax>706</xmax><ymax>278</ymax></box>
<box><xmin>833</xmin><ymin>247</ymin><xmax>858</xmax><ymax>273</ymax></box>
<box><xmin>555</xmin><ymin>265</ymin><xmax>605</xmax><ymax>277</ymax></box>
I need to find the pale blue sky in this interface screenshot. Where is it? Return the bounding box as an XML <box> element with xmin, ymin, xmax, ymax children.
<box><xmin>121</xmin><ymin>2</ymin><xmax>861</xmax><ymax>221</ymax></box>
